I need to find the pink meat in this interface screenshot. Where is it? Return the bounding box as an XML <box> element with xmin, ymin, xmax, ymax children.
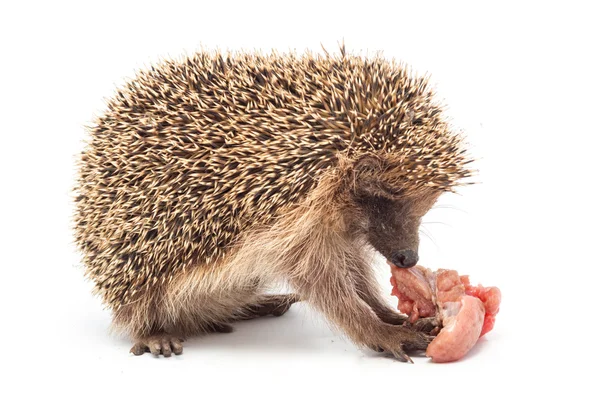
<box><xmin>390</xmin><ymin>264</ymin><xmax>501</xmax><ymax>362</ymax></box>
<box><xmin>461</xmin><ymin>276</ymin><xmax>501</xmax><ymax>336</ymax></box>
<box><xmin>389</xmin><ymin>266</ymin><xmax>436</xmax><ymax>323</ymax></box>
<box><xmin>426</xmin><ymin>296</ymin><xmax>485</xmax><ymax>362</ymax></box>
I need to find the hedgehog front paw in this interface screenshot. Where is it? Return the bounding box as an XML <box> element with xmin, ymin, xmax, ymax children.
<box><xmin>405</xmin><ymin>316</ymin><xmax>441</xmax><ymax>335</ymax></box>
<box><xmin>130</xmin><ymin>334</ymin><xmax>184</xmax><ymax>357</ymax></box>
<box><xmin>366</xmin><ymin>326</ymin><xmax>433</xmax><ymax>363</ymax></box>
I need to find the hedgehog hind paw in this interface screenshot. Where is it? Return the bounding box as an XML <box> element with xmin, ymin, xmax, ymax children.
<box><xmin>130</xmin><ymin>334</ymin><xmax>184</xmax><ymax>357</ymax></box>
<box><xmin>237</xmin><ymin>294</ymin><xmax>299</xmax><ymax>320</ymax></box>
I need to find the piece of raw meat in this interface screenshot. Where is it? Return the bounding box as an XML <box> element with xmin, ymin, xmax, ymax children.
<box><xmin>389</xmin><ymin>264</ymin><xmax>501</xmax><ymax>362</ymax></box>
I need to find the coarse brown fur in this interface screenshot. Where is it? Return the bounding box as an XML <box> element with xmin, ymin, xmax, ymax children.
<box><xmin>74</xmin><ymin>45</ymin><xmax>473</xmax><ymax>360</ymax></box>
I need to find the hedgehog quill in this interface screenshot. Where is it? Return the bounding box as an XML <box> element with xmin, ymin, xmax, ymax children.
<box><xmin>74</xmin><ymin>46</ymin><xmax>475</xmax><ymax>361</ymax></box>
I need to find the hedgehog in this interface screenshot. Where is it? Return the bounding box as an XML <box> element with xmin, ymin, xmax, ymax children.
<box><xmin>74</xmin><ymin>45</ymin><xmax>473</xmax><ymax>361</ymax></box>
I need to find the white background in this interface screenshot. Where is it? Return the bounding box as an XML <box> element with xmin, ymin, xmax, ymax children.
<box><xmin>1</xmin><ymin>1</ymin><xmax>598</xmax><ymax>398</ymax></box>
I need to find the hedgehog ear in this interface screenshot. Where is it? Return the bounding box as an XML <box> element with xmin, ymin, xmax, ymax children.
<box><xmin>354</xmin><ymin>155</ymin><xmax>382</xmax><ymax>174</ymax></box>
<box><xmin>352</xmin><ymin>155</ymin><xmax>394</xmax><ymax>198</ymax></box>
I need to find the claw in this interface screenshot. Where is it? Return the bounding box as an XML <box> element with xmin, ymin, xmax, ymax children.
<box><xmin>129</xmin><ymin>343</ymin><xmax>146</xmax><ymax>356</ymax></box>
<box><xmin>150</xmin><ymin>342</ymin><xmax>161</xmax><ymax>356</ymax></box>
<box><xmin>161</xmin><ymin>339</ymin><xmax>172</xmax><ymax>357</ymax></box>
<box><xmin>391</xmin><ymin>348</ymin><xmax>413</xmax><ymax>363</ymax></box>
<box><xmin>368</xmin><ymin>344</ymin><xmax>414</xmax><ymax>362</ymax></box>
<box><xmin>171</xmin><ymin>339</ymin><xmax>183</xmax><ymax>355</ymax></box>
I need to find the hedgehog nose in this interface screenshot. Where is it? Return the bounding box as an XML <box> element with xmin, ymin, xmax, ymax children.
<box><xmin>391</xmin><ymin>249</ymin><xmax>419</xmax><ymax>268</ymax></box>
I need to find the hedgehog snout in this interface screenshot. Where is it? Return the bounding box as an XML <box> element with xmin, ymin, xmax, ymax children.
<box><xmin>390</xmin><ymin>249</ymin><xmax>419</xmax><ymax>268</ymax></box>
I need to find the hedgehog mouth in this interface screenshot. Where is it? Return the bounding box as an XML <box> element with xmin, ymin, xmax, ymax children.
<box><xmin>390</xmin><ymin>262</ymin><xmax>417</xmax><ymax>269</ymax></box>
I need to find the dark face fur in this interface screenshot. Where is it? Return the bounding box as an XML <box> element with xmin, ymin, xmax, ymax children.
<box><xmin>349</xmin><ymin>155</ymin><xmax>441</xmax><ymax>268</ymax></box>
<box><xmin>354</xmin><ymin>193</ymin><xmax>435</xmax><ymax>268</ymax></box>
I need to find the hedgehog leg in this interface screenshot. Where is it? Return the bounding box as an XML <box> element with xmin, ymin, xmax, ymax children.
<box><xmin>130</xmin><ymin>334</ymin><xmax>184</xmax><ymax>357</ymax></box>
<box><xmin>353</xmin><ymin>267</ymin><xmax>407</xmax><ymax>325</ymax></box>
<box><xmin>289</xmin><ymin>258</ymin><xmax>432</xmax><ymax>362</ymax></box>
<box><xmin>236</xmin><ymin>294</ymin><xmax>299</xmax><ymax>320</ymax></box>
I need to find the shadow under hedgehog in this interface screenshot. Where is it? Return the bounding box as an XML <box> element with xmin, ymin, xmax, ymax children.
<box><xmin>74</xmin><ymin>46</ymin><xmax>473</xmax><ymax>360</ymax></box>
